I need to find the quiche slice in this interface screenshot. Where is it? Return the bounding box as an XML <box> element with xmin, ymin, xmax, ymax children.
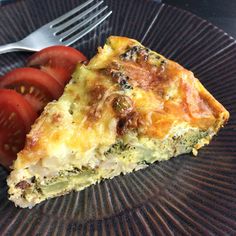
<box><xmin>8</xmin><ymin>36</ymin><xmax>229</xmax><ymax>208</ymax></box>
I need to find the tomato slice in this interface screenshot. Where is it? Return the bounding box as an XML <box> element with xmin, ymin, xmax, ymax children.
<box><xmin>40</xmin><ymin>66</ymin><xmax>71</xmax><ymax>86</ymax></box>
<box><xmin>0</xmin><ymin>68</ymin><xmax>63</xmax><ymax>113</ymax></box>
<box><xmin>0</xmin><ymin>89</ymin><xmax>37</xmax><ymax>168</ymax></box>
<box><xmin>27</xmin><ymin>46</ymin><xmax>87</xmax><ymax>85</ymax></box>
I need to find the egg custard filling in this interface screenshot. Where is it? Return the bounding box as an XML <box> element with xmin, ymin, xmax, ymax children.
<box><xmin>7</xmin><ymin>36</ymin><xmax>229</xmax><ymax>208</ymax></box>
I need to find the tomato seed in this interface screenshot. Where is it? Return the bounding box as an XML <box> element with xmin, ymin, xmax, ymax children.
<box><xmin>29</xmin><ymin>86</ymin><xmax>34</xmax><ymax>94</ymax></box>
<box><xmin>8</xmin><ymin>112</ymin><xmax>16</xmax><ymax>120</ymax></box>
<box><xmin>12</xmin><ymin>146</ymin><xmax>18</xmax><ymax>153</ymax></box>
<box><xmin>20</xmin><ymin>86</ymin><xmax>25</xmax><ymax>94</ymax></box>
<box><xmin>4</xmin><ymin>144</ymin><xmax>10</xmax><ymax>151</ymax></box>
<box><xmin>13</xmin><ymin>130</ymin><xmax>21</xmax><ymax>136</ymax></box>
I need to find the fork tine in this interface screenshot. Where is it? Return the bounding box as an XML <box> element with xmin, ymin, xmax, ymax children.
<box><xmin>48</xmin><ymin>0</ymin><xmax>95</xmax><ymax>27</ymax></box>
<box><xmin>58</xmin><ymin>6</ymin><xmax>108</xmax><ymax>39</ymax></box>
<box><xmin>63</xmin><ymin>11</ymin><xmax>112</xmax><ymax>46</ymax></box>
<box><xmin>54</xmin><ymin>1</ymin><xmax>104</xmax><ymax>33</ymax></box>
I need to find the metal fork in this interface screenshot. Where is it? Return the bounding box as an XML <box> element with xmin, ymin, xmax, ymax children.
<box><xmin>0</xmin><ymin>0</ymin><xmax>112</xmax><ymax>54</ymax></box>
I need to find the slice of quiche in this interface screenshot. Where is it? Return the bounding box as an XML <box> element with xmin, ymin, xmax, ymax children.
<box><xmin>7</xmin><ymin>36</ymin><xmax>229</xmax><ymax>208</ymax></box>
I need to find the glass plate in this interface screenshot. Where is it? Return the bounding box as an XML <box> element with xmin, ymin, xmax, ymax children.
<box><xmin>0</xmin><ymin>0</ymin><xmax>235</xmax><ymax>235</ymax></box>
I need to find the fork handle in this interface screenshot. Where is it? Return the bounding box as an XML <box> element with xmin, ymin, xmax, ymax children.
<box><xmin>0</xmin><ymin>42</ymin><xmax>35</xmax><ymax>54</ymax></box>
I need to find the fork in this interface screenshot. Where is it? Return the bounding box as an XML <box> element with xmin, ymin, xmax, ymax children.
<box><xmin>0</xmin><ymin>0</ymin><xmax>112</xmax><ymax>54</ymax></box>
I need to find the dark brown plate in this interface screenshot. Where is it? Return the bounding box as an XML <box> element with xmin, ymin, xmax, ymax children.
<box><xmin>0</xmin><ymin>0</ymin><xmax>235</xmax><ymax>235</ymax></box>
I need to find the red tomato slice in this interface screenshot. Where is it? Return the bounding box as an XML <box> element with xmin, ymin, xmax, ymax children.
<box><xmin>27</xmin><ymin>46</ymin><xmax>87</xmax><ymax>85</ymax></box>
<box><xmin>40</xmin><ymin>66</ymin><xmax>70</xmax><ymax>86</ymax></box>
<box><xmin>0</xmin><ymin>68</ymin><xmax>63</xmax><ymax>113</ymax></box>
<box><xmin>0</xmin><ymin>89</ymin><xmax>37</xmax><ymax>168</ymax></box>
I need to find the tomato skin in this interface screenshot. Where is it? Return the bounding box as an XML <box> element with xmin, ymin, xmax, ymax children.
<box><xmin>0</xmin><ymin>89</ymin><xmax>37</xmax><ymax>131</ymax></box>
<box><xmin>40</xmin><ymin>66</ymin><xmax>70</xmax><ymax>86</ymax></box>
<box><xmin>27</xmin><ymin>46</ymin><xmax>87</xmax><ymax>85</ymax></box>
<box><xmin>0</xmin><ymin>130</ymin><xmax>18</xmax><ymax>168</ymax></box>
<box><xmin>0</xmin><ymin>89</ymin><xmax>37</xmax><ymax>168</ymax></box>
<box><xmin>0</xmin><ymin>67</ymin><xmax>63</xmax><ymax>113</ymax></box>
<box><xmin>27</xmin><ymin>45</ymin><xmax>87</xmax><ymax>69</ymax></box>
